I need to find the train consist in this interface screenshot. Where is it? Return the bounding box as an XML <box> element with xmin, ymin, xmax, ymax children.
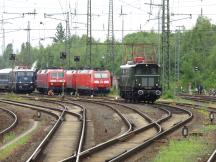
<box><xmin>36</xmin><ymin>68</ymin><xmax>111</xmax><ymax>95</ymax></box>
<box><xmin>119</xmin><ymin>56</ymin><xmax>162</xmax><ymax>103</ymax></box>
<box><xmin>0</xmin><ymin>66</ymin><xmax>112</xmax><ymax>95</ymax></box>
<box><xmin>0</xmin><ymin>67</ymin><xmax>35</xmax><ymax>93</ymax></box>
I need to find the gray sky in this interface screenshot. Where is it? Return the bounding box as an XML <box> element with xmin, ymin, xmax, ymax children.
<box><xmin>1</xmin><ymin>0</ymin><xmax>216</xmax><ymax>55</ymax></box>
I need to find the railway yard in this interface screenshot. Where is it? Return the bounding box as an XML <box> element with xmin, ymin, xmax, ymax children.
<box><xmin>0</xmin><ymin>93</ymin><xmax>215</xmax><ymax>162</ymax></box>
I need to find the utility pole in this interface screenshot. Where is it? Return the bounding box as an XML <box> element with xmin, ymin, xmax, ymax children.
<box><xmin>27</xmin><ymin>21</ymin><xmax>31</xmax><ymax>65</ymax></box>
<box><xmin>161</xmin><ymin>0</ymin><xmax>170</xmax><ymax>90</ymax></box>
<box><xmin>107</xmin><ymin>0</ymin><xmax>114</xmax><ymax>73</ymax></box>
<box><xmin>65</xmin><ymin>12</ymin><xmax>71</xmax><ymax>67</ymax></box>
<box><xmin>87</xmin><ymin>0</ymin><xmax>92</xmax><ymax>68</ymax></box>
<box><xmin>119</xmin><ymin>6</ymin><xmax>127</xmax><ymax>42</ymax></box>
<box><xmin>175</xmin><ymin>26</ymin><xmax>184</xmax><ymax>82</ymax></box>
<box><xmin>1</xmin><ymin>17</ymin><xmax>5</xmax><ymax>56</ymax></box>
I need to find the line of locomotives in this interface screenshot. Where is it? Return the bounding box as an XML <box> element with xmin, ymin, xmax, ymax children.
<box><xmin>0</xmin><ymin>66</ymin><xmax>111</xmax><ymax>95</ymax></box>
<box><xmin>0</xmin><ymin>56</ymin><xmax>162</xmax><ymax>103</ymax></box>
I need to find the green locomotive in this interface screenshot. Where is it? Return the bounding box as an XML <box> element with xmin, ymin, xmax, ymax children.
<box><xmin>119</xmin><ymin>57</ymin><xmax>162</xmax><ymax>103</ymax></box>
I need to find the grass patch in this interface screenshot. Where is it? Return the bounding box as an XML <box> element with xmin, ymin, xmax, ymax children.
<box><xmin>2</xmin><ymin>132</ymin><xmax>16</xmax><ymax>144</ymax></box>
<box><xmin>197</xmin><ymin>108</ymin><xmax>209</xmax><ymax>117</ymax></box>
<box><xmin>201</xmin><ymin>125</ymin><xmax>216</xmax><ymax>133</ymax></box>
<box><xmin>152</xmin><ymin>137</ymin><xmax>209</xmax><ymax>162</ymax></box>
<box><xmin>4</xmin><ymin>93</ymin><xmax>23</xmax><ymax>101</ymax></box>
<box><xmin>0</xmin><ymin>133</ymin><xmax>31</xmax><ymax>160</ymax></box>
<box><xmin>108</xmin><ymin>87</ymin><xmax>119</xmax><ymax>97</ymax></box>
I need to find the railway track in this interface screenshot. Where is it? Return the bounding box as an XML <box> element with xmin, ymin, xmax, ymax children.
<box><xmin>59</xmin><ymin>98</ymin><xmax>192</xmax><ymax>162</ymax></box>
<box><xmin>178</xmin><ymin>95</ymin><xmax>216</xmax><ymax>162</ymax></box>
<box><xmin>0</xmin><ymin>107</ymin><xmax>18</xmax><ymax>136</ymax></box>
<box><xmin>0</xmin><ymin>98</ymin><xmax>82</xmax><ymax>162</ymax></box>
<box><xmin>0</xmin><ymin>94</ymin><xmax>194</xmax><ymax>161</ymax></box>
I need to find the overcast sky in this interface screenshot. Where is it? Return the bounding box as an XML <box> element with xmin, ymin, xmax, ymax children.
<box><xmin>1</xmin><ymin>0</ymin><xmax>216</xmax><ymax>55</ymax></box>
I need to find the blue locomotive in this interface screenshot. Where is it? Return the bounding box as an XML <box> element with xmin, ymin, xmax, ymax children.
<box><xmin>0</xmin><ymin>67</ymin><xmax>35</xmax><ymax>93</ymax></box>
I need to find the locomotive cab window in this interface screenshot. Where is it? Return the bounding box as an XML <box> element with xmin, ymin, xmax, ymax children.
<box><xmin>58</xmin><ymin>72</ymin><xmax>64</xmax><ymax>78</ymax></box>
<box><xmin>51</xmin><ymin>72</ymin><xmax>57</xmax><ymax>79</ymax></box>
<box><xmin>94</xmin><ymin>73</ymin><xmax>109</xmax><ymax>79</ymax></box>
<box><xmin>135</xmin><ymin>65</ymin><xmax>158</xmax><ymax>75</ymax></box>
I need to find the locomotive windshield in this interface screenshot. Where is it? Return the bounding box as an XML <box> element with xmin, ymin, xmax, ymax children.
<box><xmin>16</xmin><ymin>71</ymin><xmax>34</xmax><ymax>83</ymax></box>
<box><xmin>51</xmin><ymin>72</ymin><xmax>64</xmax><ymax>79</ymax></box>
<box><xmin>94</xmin><ymin>73</ymin><xmax>109</xmax><ymax>79</ymax></box>
<box><xmin>135</xmin><ymin>64</ymin><xmax>159</xmax><ymax>75</ymax></box>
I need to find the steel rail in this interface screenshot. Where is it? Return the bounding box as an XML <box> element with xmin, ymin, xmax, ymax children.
<box><xmin>207</xmin><ymin>150</ymin><xmax>216</xmax><ymax>162</ymax></box>
<box><xmin>61</xmin><ymin>99</ymin><xmax>170</xmax><ymax>162</ymax></box>
<box><xmin>0</xmin><ymin>98</ymin><xmax>81</xmax><ymax>162</ymax></box>
<box><xmin>0</xmin><ymin>98</ymin><xmax>81</xmax><ymax>118</ymax></box>
<box><xmin>26</xmin><ymin>108</ymin><xmax>67</xmax><ymax>162</ymax></box>
<box><xmin>107</xmin><ymin>103</ymin><xmax>193</xmax><ymax>162</ymax></box>
<box><xmin>0</xmin><ymin>107</ymin><xmax>18</xmax><ymax>135</ymax></box>
<box><xmin>27</xmin><ymin>98</ymin><xmax>87</xmax><ymax>162</ymax></box>
<box><xmin>59</xmin><ymin>98</ymin><xmax>134</xmax><ymax>162</ymax></box>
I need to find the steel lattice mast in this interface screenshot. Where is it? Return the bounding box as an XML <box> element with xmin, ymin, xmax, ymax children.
<box><xmin>107</xmin><ymin>0</ymin><xmax>114</xmax><ymax>73</ymax></box>
<box><xmin>86</xmin><ymin>0</ymin><xmax>92</xmax><ymax>67</ymax></box>
<box><xmin>161</xmin><ymin>0</ymin><xmax>170</xmax><ymax>90</ymax></box>
<box><xmin>65</xmin><ymin>12</ymin><xmax>71</xmax><ymax>67</ymax></box>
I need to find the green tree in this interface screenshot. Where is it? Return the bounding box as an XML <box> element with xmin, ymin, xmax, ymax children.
<box><xmin>53</xmin><ymin>23</ymin><xmax>65</xmax><ymax>43</ymax></box>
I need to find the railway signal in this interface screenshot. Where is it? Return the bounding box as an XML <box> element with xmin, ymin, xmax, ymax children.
<box><xmin>9</xmin><ymin>54</ymin><xmax>16</xmax><ymax>60</ymax></box>
<box><xmin>60</xmin><ymin>52</ymin><xmax>66</xmax><ymax>98</ymax></box>
<box><xmin>74</xmin><ymin>56</ymin><xmax>80</xmax><ymax>62</ymax></box>
<box><xmin>194</xmin><ymin>66</ymin><xmax>199</xmax><ymax>71</ymax></box>
<box><xmin>60</xmin><ymin>52</ymin><xmax>67</xmax><ymax>59</ymax></box>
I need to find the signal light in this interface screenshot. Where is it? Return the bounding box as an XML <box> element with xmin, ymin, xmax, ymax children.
<box><xmin>194</xmin><ymin>66</ymin><xmax>199</xmax><ymax>71</ymax></box>
<box><xmin>60</xmin><ymin>52</ymin><xmax>67</xmax><ymax>59</ymax></box>
<box><xmin>74</xmin><ymin>56</ymin><xmax>80</xmax><ymax>62</ymax></box>
<box><xmin>9</xmin><ymin>54</ymin><xmax>16</xmax><ymax>60</ymax></box>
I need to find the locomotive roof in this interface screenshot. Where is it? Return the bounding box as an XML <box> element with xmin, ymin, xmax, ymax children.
<box><xmin>38</xmin><ymin>69</ymin><xmax>64</xmax><ymax>74</ymax></box>
<box><xmin>0</xmin><ymin>68</ymin><xmax>12</xmax><ymax>73</ymax></box>
<box><xmin>120</xmin><ymin>63</ymin><xmax>159</xmax><ymax>69</ymax></box>
<box><xmin>0</xmin><ymin>68</ymin><xmax>34</xmax><ymax>74</ymax></box>
<box><xmin>66</xmin><ymin>69</ymin><xmax>110</xmax><ymax>74</ymax></box>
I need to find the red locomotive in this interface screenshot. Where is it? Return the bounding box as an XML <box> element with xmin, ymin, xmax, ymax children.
<box><xmin>36</xmin><ymin>68</ymin><xmax>66</xmax><ymax>94</ymax></box>
<box><xmin>66</xmin><ymin>69</ymin><xmax>111</xmax><ymax>95</ymax></box>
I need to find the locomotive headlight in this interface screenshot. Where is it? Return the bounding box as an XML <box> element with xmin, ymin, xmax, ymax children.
<box><xmin>155</xmin><ymin>83</ymin><xmax>158</xmax><ymax>87</ymax></box>
<box><xmin>50</xmin><ymin>82</ymin><xmax>54</xmax><ymax>86</ymax></box>
<box><xmin>19</xmin><ymin>81</ymin><xmax>22</xmax><ymax>83</ymax></box>
<box><xmin>138</xmin><ymin>90</ymin><xmax>144</xmax><ymax>95</ymax></box>
<box><xmin>138</xmin><ymin>83</ymin><xmax>141</xmax><ymax>87</ymax></box>
<box><xmin>155</xmin><ymin>90</ymin><xmax>161</xmax><ymax>96</ymax></box>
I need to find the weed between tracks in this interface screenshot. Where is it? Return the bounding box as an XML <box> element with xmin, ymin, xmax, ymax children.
<box><xmin>2</xmin><ymin>132</ymin><xmax>16</xmax><ymax>143</ymax></box>
<box><xmin>152</xmin><ymin>137</ymin><xmax>210</xmax><ymax>162</ymax></box>
<box><xmin>0</xmin><ymin>133</ymin><xmax>31</xmax><ymax>160</ymax></box>
<box><xmin>152</xmin><ymin>122</ymin><xmax>216</xmax><ymax>162</ymax></box>
<box><xmin>4</xmin><ymin>93</ymin><xmax>24</xmax><ymax>102</ymax></box>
